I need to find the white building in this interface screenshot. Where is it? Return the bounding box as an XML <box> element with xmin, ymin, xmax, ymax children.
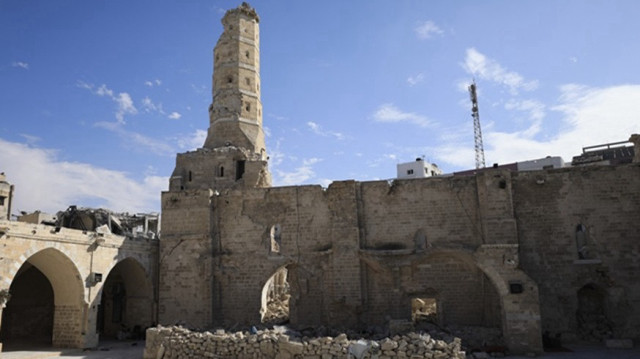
<box><xmin>517</xmin><ymin>156</ymin><xmax>565</xmax><ymax>172</ymax></box>
<box><xmin>397</xmin><ymin>158</ymin><xmax>442</xmax><ymax>179</ymax></box>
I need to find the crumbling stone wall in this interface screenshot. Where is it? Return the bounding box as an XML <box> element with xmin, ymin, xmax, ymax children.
<box><xmin>514</xmin><ymin>163</ymin><xmax>640</xmax><ymax>342</ymax></box>
<box><xmin>160</xmin><ymin>171</ymin><xmax>543</xmax><ymax>353</ymax></box>
<box><xmin>143</xmin><ymin>325</ymin><xmax>466</xmax><ymax>359</ymax></box>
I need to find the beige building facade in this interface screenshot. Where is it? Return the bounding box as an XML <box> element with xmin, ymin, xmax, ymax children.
<box><xmin>1</xmin><ymin>3</ymin><xmax>638</xmax><ymax>356</ymax></box>
<box><xmin>0</xmin><ymin>205</ymin><xmax>158</xmax><ymax>350</ymax></box>
<box><xmin>158</xmin><ymin>3</ymin><xmax>640</xmax><ymax>354</ymax></box>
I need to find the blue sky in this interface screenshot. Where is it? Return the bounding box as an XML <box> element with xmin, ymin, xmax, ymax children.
<box><xmin>1</xmin><ymin>0</ymin><xmax>639</xmax><ymax>215</ymax></box>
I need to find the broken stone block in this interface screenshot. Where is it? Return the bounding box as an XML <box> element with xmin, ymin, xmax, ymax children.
<box><xmin>605</xmin><ymin>339</ymin><xmax>633</xmax><ymax>349</ymax></box>
<box><xmin>279</xmin><ymin>339</ymin><xmax>304</xmax><ymax>355</ymax></box>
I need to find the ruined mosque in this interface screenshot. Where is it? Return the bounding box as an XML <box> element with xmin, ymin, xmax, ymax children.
<box><xmin>1</xmin><ymin>2</ymin><xmax>639</xmax><ymax>356</ymax></box>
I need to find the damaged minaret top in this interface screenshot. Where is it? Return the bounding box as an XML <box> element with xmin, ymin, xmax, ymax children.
<box><xmin>203</xmin><ymin>2</ymin><xmax>266</xmax><ymax>158</ymax></box>
<box><xmin>168</xmin><ymin>3</ymin><xmax>270</xmax><ymax>192</ymax></box>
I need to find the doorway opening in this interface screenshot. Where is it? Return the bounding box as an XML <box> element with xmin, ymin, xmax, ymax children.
<box><xmin>260</xmin><ymin>266</ymin><xmax>290</xmax><ymax>324</ymax></box>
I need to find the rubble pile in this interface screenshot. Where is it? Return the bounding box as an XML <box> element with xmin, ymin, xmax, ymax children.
<box><xmin>261</xmin><ymin>292</ymin><xmax>290</xmax><ymax>324</ymax></box>
<box><xmin>144</xmin><ymin>325</ymin><xmax>467</xmax><ymax>359</ymax></box>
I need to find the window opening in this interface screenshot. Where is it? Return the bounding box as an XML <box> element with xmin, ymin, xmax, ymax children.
<box><xmin>412</xmin><ymin>297</ymin><xmax>437</xmax><ymax>323</ymax></box>
<box><xmin>407</xmin><ymin>169</ymin><xmax>414</xmax><ymax>175</ymax></box>
<box><xmin>245</xmin><ymin>50</ymin><xmax>250</xmax><ymax>59</ymax></box>
<box><xmin>188</xmin><ymin>171</ymin><xmax>192</xmax><ymax>182</ymax></box>
<box><xmin>245</xmin><ymin>77</ymin><xmax>251</xmax><ymax>85</ymax></box>
<box><xmin>0</xmin><ymin>196</ymin><xmax>5</xmax><ymax>206</ymax></box>
<box><xmin>576</xmin><ymin>224</ymin><xmax>591</xmax><ymax>259</ymax></box>
<box><xmin>227</xmin><ymin>76</ymin><xmax>233</xmax><ymax>84</ymax></box>
<box><xmin>219</xmin><ymin>166</ymin><xmax>224</xmax><ymax>177</ymax></box>
<box><xmin>235</xmin><ymin>160</ymin><xmax>245</xmax><ymax>180</ymax></box>
<box><xmin>245</xmin><ymin>103</ymin><xmax>251</xmax><ymax>112</ymax></box>
<box><xmin>270</xmin><ymin>224</ymin><xmax>281</xmax><ymax>254</ymax></box>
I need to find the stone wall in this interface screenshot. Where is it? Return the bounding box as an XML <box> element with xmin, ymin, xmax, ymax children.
<box><xmin>143</xmin><ymin>326</ymin><xmax>466</xmax><ymax>359</ymax></box>
<box><xmin>160</xmin><ymin>170</ymin><xmax>544</xmax><ymax>353</ymax></box>
<box><xmin>514</xmin><ymin>163</ymin><xmax>640</xmax><ymax>342</ymax></box>
<box><xmin>0</xmin><ymin>220</ymin><xmax>158</xmax><ymax>348</ymax></box>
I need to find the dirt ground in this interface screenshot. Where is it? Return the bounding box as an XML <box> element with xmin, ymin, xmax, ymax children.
<box><xmin>1</xmin><ymin>341</ymin><xmax>639</xmax><ymax>358</ymax></box>
<box><xmin>0</xmin><ymin>340</ymin><xmax>144</xmax><ymax>359</ymax></box>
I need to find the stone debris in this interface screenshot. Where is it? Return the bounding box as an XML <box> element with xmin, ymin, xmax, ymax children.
<box><xmin>144</xmin><ymin>325</ymin><xmax>467</xmax><ymax>359</ymax></box>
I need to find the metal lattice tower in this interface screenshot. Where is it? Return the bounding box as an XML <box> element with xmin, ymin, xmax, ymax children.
<box><xmin>469</xmin><ymin>80</ymin><xmax>486</xmax><ymax>169</ymax></box>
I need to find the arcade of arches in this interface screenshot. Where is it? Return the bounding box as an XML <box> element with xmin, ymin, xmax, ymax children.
<box><xmin>0</xmin><ymin>220</ymin><xmax>157</xmax><ymax>350</ymax></box>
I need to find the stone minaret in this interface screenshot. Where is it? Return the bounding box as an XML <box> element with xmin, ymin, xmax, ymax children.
<box><xmin>167</xmin><ymin>2</ymin><xmax>270</xmax><ymax>192</ymax></box>
<box><xmin>204</xmin><ymin>3</ymin><xmax>266</xmax><ymax>156</ymax></box>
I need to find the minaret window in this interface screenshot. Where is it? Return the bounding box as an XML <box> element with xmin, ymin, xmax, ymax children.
<box><xmin>245</xmin><ymin>103</ymin><xmax>251</xmax><ymax>112</ymax></box>
<box><xmin>245</xmin><ymin>51</ymin><xmax>250</xmax><ymax>59</ymax></box>
<box><xmin>227</xmin><ymin>76</ymin><xmax>233</xmax><ymax>84</ymax></box>
<box><xmin>236</xmin><ymin>160</ymin><xmax>245</xmax><ymax>180</ymax></box>
<box><xmin>245</xmin><ymin>78</ymin><xmax>251</xmax><ymax>86</ymax></box>
<box><xmin>219</xmin><ymin>166</ymin><xmax>224</xmax><ymax>177</ymax></box>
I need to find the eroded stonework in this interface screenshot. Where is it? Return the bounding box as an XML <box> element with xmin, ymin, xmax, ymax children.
<box><xmin>157</xmin><ymin>3</ymin><xmax>640</xmax><ymax>356</ymax></box>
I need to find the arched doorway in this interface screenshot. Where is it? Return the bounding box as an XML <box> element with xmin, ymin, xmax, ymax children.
<box><xmin>97</xmin><ymin>258</ymin><xmax>153</xmax><ymax>340</ymax></box>
<box><xmin>0</xmin><ymin>248</ymin><xmax>85</xmax><ymax>349</ymax></box>
<box><xmin>260</xmin><ymin>266</ymin><xmax>290</xmax><ymax>324</ymax></box>
<box><xmin>577</xmin><ymin>283</ymin><xmax>612</xmax><ymax>341</ymax></box>
<box><xmin>0</xmin><ymin>264</ymin><xmax>54</xmax><ymax>348</ymax></box>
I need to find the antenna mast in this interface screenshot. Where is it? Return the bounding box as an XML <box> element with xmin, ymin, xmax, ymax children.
<box><xmin>469</xmin><ymin>80</ymin><xmax>486</xmax><ymax>169</ymax></box>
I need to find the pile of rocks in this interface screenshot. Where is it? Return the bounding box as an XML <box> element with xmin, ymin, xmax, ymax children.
<box><xmin>144</xmin><ymin>325</ymin><xmax>467</xmax><ymax>359</ymax></box>
<box><xmin>261</xmin><ymin>293</ymin><xmax>290</xmax><ymax>324</ymax></box>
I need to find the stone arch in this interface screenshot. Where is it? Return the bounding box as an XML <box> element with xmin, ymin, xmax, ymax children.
<box><xmin>1</xmin><ymin>247</ymin><xmax>85</xmax><ymax>348</ymax></box>
<box><xmin>260</xmin><ymin>264</ymin><xmax>292</xmax><ymax>324</ymax></box>
<box><xmin>473</xmin><ymin>246</ymin><xmax>543</xmax><ymax>354</ymax></box>
<box><xmin>576</xmin><ymin>283</ymin><xmax>611</xmax><ymax>342</ymax></box>
<box><xmin>410</xmin><ymin>250</ymin><xmax>501</xmax><ymax>328</ymax></box>
<box><xmin>96</xmin><ymin>257</ymin><xmax>154</xmax><ymax>340</ymax></box>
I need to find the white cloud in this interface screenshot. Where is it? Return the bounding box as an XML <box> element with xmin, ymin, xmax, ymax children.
<box><xmin>96</xmin><ymin>84</ymin><xmax>114</xmax><ymax>97</ymax></box>
<box><xmin>504</xmin><ymin>99</ymin><xmax>546</xmax><ymax>138</ymax></box>
<box><xmin>434</xmin><ymin>85</ymin><xmax>640</xmax><ymax>170</ymax></box>
<box><xmin>145</xmin><ymin>79</ymin><xmax>162</xmax><ymax>87</ymax></box>
<box><xmin>462</xmin><ymin>48</ymin><xmax>538</xmax><ymax>94</ymax></box>
<box><xmin>372</xmin><ymin>103</ymin><xmax>431</xmax><ymax>127</ymax></box>
<box><xmin>168</xmin><ymin>112</ymin><xmax>182</xmax><ymax>120</ymax></box>
<box><xmin>77</xmin><ymin>82</ymin><xmax>136</xmax><ymax>124</ymax></box>
<box><xmin>307</xmin><ymin>121</ymin><xmax>345</xmax><ymax>140</ymax></box>
<box><xmin>273</xmin><ymin>157</ymin><xmax>322</xmax><ymax>186</ymax></box>
<box><xmin>407</xmin><ymin>73</ymin><xmax>425</xmax><ymax>86</ymax></box>
<box><xmin>140</xmin><ymin>96</ymin><xmax>167</xmax><ymax>116</ymax></box>
<box><xmin>12</xmin><ymin>61</ymin><xmax>29</xmax><ymax>70</ymax></box>
<box><xmin>0</xmin><ymin>138</ymin><xmax>166</xmax><ymax>214</ymax></box>
<box><xmin>115</xmin><ymin>92</ymin><xmax>137</xmax><ymax>124</ymax></box>
<box><xmin>20</xmin><ymin>134</ymin><xmax>41</xmax><ymax>144</ymax></box>
<box><xmin>95</xmin><ymin>121</ymin><xmax>174</xmax><ymax>155</ymax></box>
<box><xmin>367</xmin><ymin>153</ymin><xmax>399</xmax><ymax>168</ymax></box>
<box><xmin>415</xmin><ymin>21</ymin><xmax>444</xmax><ymax>39</ymax></box>
<box><xmin>176</xmin><ymin>129</ymin><xmax>207</xmax><ymax>151</ymax></box>
<box><xmin>274</xmin><ymin>166</ymin><xmax>314</xmax><ymax>186</ymax></box>
<box><xmin>141</xmin><ymin>96</ymin><xmax>158</xmax><ymax>112</ymax></box>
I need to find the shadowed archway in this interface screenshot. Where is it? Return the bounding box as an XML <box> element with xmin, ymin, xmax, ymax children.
<box><xmin>97</xmin><ymin>257</ymin><xmax>154</xmax><ymax>340</ymax></box>
<box><xmin>0</xmin><ymin>248</ymin><xmax>85</xmax><ymax>349</ymax></box>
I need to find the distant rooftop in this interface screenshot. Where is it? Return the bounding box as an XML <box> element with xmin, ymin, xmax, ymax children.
<box><xmin>572</xmin><ymin>140</ymin><xmax>635</xmax><ymax>166</ymax></box>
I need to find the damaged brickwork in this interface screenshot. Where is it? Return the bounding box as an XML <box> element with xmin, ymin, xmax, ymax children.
<box><xmin>157</xmin><ymin>3</ymin><xmax>640</xmax><ymax>356</ymax></box>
